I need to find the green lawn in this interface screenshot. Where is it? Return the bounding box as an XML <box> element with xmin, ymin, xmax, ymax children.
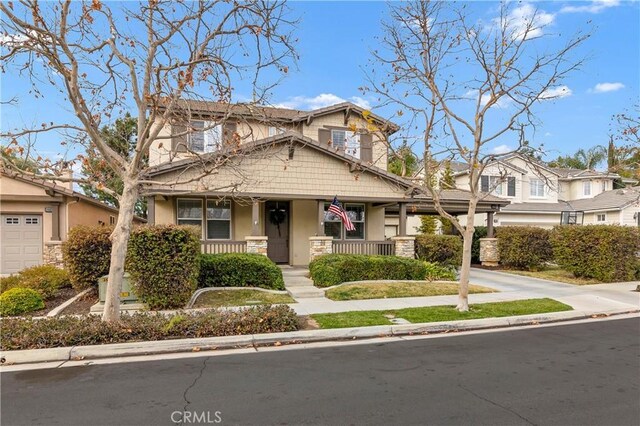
<box><xmin>325</xmin><ymin>281</ymin><xmax>495</xmax><ymax>301</ymax></box>
<box><xmin>192</xmin><ymin>290</ymin><xmax>295</xmax><ymax>308</ymax></box>
<box><xmin>311</xmin><ymin>298</ymin><xmax>572</xmax><ymax>329</ymax></box>
<box><xmin>500</xmin><ymin>267</ymin><xmax>603</xmax><ymax>285</ymax></box>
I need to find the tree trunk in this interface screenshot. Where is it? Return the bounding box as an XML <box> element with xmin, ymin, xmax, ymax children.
<box><xmin>102</xmin><ymin>179</ymin><xmax>139</xmax><ymax>322</ymax></box>
<box><xmin>457</xmin><ymin>202</ymin><xmax>477</xmax><ymax>312</ymax></box>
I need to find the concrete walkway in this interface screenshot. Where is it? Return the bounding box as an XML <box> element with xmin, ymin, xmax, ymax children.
<box><xmin>283</xmin><ymin>267</ymin><xmax>640</xmax><ymax>316</ymax></box>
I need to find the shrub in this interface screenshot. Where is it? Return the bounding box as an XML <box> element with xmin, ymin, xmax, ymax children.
<box><xmin>416</xmin><ymin>234</ymin><xmax>463</xmax><ymax>267</ymax></box>
<box><xmin>551</xmin><ymin>225</ymin><xmax>640</xmax><ymax>282</ymax></box>
<box><xmin>0</xmin><ymin>287</ymin><xmax>45</xmax><ymax>317</ymax></box>
<box><xmin>127</xmin><ymin>225</ymin><xmax>200</xmax><ymax>310</ymax></box>
<box><xmin>198</xmin><ymin>253</ymin><xmax>285</xmax><ymax>290</ymax></box>
<box><xmin>0</xmin><ymin>305</ymin><xmax>299</xmax><ymax>350</ymax></box>
<box><xmin>309</xmin><ymin>254</ymin><xmax>455</xmax><ymax>287</ymax></box>
<box><xmin>63</xmin><ymin>225</ymin><xmax>113</xmax><ymax>289</ymax></box>
<box><xmin>471</xmin><ymin>226</ymin><xmax>488</xmax><ymax>264</ymax></box>
<box><xmin>496</xmin><ymin>226</ymin><xmax>553</xmax><ymax>270</ymax></box>
<box><xmin>0</xmin><ymin>265</ymin><xmax>71</xmax><ymax>299</ymax></box>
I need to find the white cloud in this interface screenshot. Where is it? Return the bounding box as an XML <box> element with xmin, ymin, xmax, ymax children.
<box><xmin>494</xmin><ymin>3</ymin><xmax>555</xmax><ymax>41</ymax></box>
<box><xmin>464</xmin><ymin>90</ymin><xmax>511</xmax><ymax>109</ymax></box>
<box><xmin>591</xmin><ymin>82</ymin><xmax>625</xmax><ymax>93</ymax></box>
<box><xmin>539</xmin><ymin>85</ymin><xmax>573</xmax><ymax>100</ymax></box>
<box><xmin>544</xmin><ymin>132</ymin><xmax>552</xmax><ymax>137</ymax></box>
<box><xmin>0</xmin><ymin>32</ymin><xmax>29</xmax><ymax>47</ymax></box>
<box><xmin>491</xmin><ymin>144</ymin><xmax>513</xmax><ymax>155</ymax></box>
<box><xmin>275</xmin><ymin>93</ymin><xmax>371</xmax><ymax>110</ymax></box>
<box><xmin>561</xmin><ymin>0</ymin><xmax>620</xmax><ymax>14</ymax></box>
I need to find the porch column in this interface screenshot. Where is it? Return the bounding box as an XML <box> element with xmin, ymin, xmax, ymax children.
<box><xmin>317</xmin><ymin>200</ymin><xmax>325</xmax><ymax>236</ymax></box>
<box><xmin>146</xmin><ymin>196</ymin><xmax>155</xmax><ymax>225</ymax></box>
<box><xmin>391</xmin><ymin>236</ymin><xmax>415</xmax><ymax>258</ymax></box>
<box><xmin>487</xmin><ymin>211</ymin><xmax>494</xmax><ymax>238</ymax></box>
<box><xmin>251</xmin><ymin>200</ymin><xmax>260</xmax><ymax>236</ymax></box>
<box><xmin>50</xmin><ymin>204</ymin><xmax>61</xmax><ymax>241</ymax></box>
<box><xmin>398</xmin><ymin>202</ymin><xmax>407</xmax><ymax>236</ymax></box>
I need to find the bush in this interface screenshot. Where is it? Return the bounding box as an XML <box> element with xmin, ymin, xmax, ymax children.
<box><xmin>0</xmin><ymin>287</ymin><xmax>45</xmax><ymax>317</ymax></box>
<box><xmin>0</xmin><ymin>305</ymin><xmax>299</xmax><ymax>350</ymax></box>
<box><xmin>63</xmin><ymin>226</ymin><xmax>113</xmax><ymax>289</ymax></box>
<box><xmin>127</xmin><ymin>225</ymin><xmax>200</xmax><ymax>310</ymax></box>
<box><xmin>551</xmin><ymin>225</ymin><xmax>640</xmax><ymax>282</ymax></box>
<box><xmin>496</xmin><ymin>226</ymin><xmax>553</xmax><ymax>270</ymax></box>
<box><xmin>309</xmin><ymin>254</ymin><xmax>455</xmax><ymax>287</ymax></box>
<box><xmin>416</xmin><ymin>234</ymin><xmax>463</xmax><ymax>267</ymax></box>
<box><xmin>0</xmin><ymin>265</ymin><xmax>71</xmax><ymax>299</ymax></box>
<box><xmin>471</xmin><ymin>226</ymin><xmax>488</xmax><ymax>264</ymax></box>
<box><xmin>198</xmin><ymin>253</ymin><xmax>285</xmax><ymax>290</ymax></box>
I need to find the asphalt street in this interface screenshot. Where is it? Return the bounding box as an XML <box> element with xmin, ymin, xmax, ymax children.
<box><xmin>1</xmin><ymin>318</ymin><xmax>639</xmax><ymax>426</ymax></box>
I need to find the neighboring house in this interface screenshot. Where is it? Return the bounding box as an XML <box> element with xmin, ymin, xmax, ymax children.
<box><xmin>451</xmin><ymin>153</ymin><xmax>638</xmax><ymax>228</ymax></box>
<box><xmin>143</xmin><ymin>101</ymin><xmax>507</xmax><ymax>266</ymax></box>
<box><xmin>0</xmin><ymin>172</ymin><xmax>145</xmax><ymax>275</ymax></box>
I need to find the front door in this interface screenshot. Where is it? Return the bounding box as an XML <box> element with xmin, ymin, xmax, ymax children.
<box><xmin>265</xmin><ymin>201</ymin><xmax>290</xmax><ymax>264</ymax></box>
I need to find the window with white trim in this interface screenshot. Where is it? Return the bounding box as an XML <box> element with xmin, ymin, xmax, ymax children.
<box><xmin>206</xmin><ymin>200</ymin><xmax>231</xmax><ymax>239</ymax></box>
<box><xmin>583</xmin><ymin>181</ymin><xmax>591</xmax><ymax>196</ymax></box>
<box><xmin>177</xmin><ymin>199</ymin><xmax>203</xmax><ymax>235</ymax></box>
<box><xmin>596</xmin><ymin>213</ymin><xmax>606</xmax><ymax>223</ymax></box>
<box><xmin>601</xmin><ymin>181</ymin><xmax>607</xmax><ymax>192</ymax></box>
<box><xmin>269</xmin><ymin>126</ymin><xmax>285</xmax><ymax>137</ymax></box>
<box><xmin>5</xmin><ymin>217</ymin><xmax>19</xmax><ymax>225</ymax></box>
<box><xmin>324</xmin><ymin>203</ymin><xmax>365</xmax><ymax>240</ymax></box>
<box><xmin>530</xmin><ymin>178</ymin><xmax>545</xmax><ymax>198</ymax></box>
<box><xmin>490</xmin><ymin>176</ymin><xmax>503</xmax><ymax>196</ymax></box>
<box><xmin>331</xmin><ymin>129</ymin><xmax>360</xmax><ymax>158</ymax></box>
<box><xmin>189</xmin><ymin>120</ymin><xmax>222</xmax><ymax>153</ymax></box>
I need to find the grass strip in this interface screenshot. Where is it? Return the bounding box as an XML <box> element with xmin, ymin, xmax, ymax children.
<box><xmin>325</xmin><ymin>281</ymin><xmax>495</xmax><ymax>301</ymax></box>
<box><xmin>192</xmin><ymin>289</ymin><xmax>295</xmax><ymax>308</ymax></box>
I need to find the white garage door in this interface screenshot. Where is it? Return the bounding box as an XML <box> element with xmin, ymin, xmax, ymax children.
<box><xmin>1</xmin><ymin>214</ymin><xmax>43</xmax><ymax>275</ymax></box>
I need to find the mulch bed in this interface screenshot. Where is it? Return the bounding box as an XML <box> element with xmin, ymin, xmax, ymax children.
<box><xmin>27</xmin><ymin>287</ymin><xmax>80</xmax><ymax>317</ymax></box>
<box><xmin>60</xmin><ymin>287</ymin><xmax>99</xmax><ymax>315</ymax></box>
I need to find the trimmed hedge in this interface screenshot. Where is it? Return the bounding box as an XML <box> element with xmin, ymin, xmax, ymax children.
<box><xmin>416</xmin><ymin>234</ymin><xmax>463</xmax><ymax>267</ymax></box>
<box><xmin>551</xmin><ymin>225</ymin><xmax>640</xmax><ymax>282</ymax></box>
<box><xmin>0</xmin><ymin>265</ymin><xmax>71</xmax><ymax>299</ymax></box>
<box><xmin>309</xmin><ymin>254</ymin><xmax>456</xmax><ymax>287</ymax></box>
<box><xmin>198</xmin><ymin>253</ymin><xmax>285</xmax><ymax>290</ymax></box>
<box><xmin>0</xmin><ymin>287</ymin><xmax>45</xmax><ymax>317</ymax></box>
<box><xmin>63</xmin><ymin>225</ymin><xmax>113</xmax><ymax>289</ymax></box>
<box><xmin>496</xmin><ymin>226</ymin><xmax>553</xmax><ymax>270</ymax></box>
<box><xmin>127</xmin><ymin>225</ymin><xmax>201</xmax><ymax>310</ymax></box>
<box><xmin>0</xmin><ymin>305</ymin><xmax>299</xmax><ymax>350</ymax></box>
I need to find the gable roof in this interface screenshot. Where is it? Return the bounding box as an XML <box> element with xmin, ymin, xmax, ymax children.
<box><xmin>501</xmin><ymin>187</ymin><xmax>640</xmax><ymax>213</ymax></box>
<box><xmin>550</xmin><ymin>167</ymin><xmax>620</xmax><ymax>180</ymax></box>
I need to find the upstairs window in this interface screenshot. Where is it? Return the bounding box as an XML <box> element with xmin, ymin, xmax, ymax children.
<box><xmin>331</xmin><ymin>129</ymin><xmax>360</xmax><ymax>158</ymax></box>
<box><xmin>601</xmin><ymin>181</ymin><xmax>607</xmax><ymax>192</ymax></box>
<box><xmin>583</xmin><ymin>181</ymin><xmax>591</xmax><ymax>196</ymax></box>
<box><xmin>269</xmin><ymin>126</ymin><xmax>285</xmax><ymax>137</ymax></box>
<box><xmin>530</xmin><ymin>178</ymin><xmax>545</xmax><ymax>198</ymax></box>
<box><xmin>481</xmin><ymin>175</ymin><xmax>509</xmax><ymax>196</ymax></box>
<box><xmin>189</xmin><ymin>120</ymin><xmax>222</xmax><ymax>153</ymax></box>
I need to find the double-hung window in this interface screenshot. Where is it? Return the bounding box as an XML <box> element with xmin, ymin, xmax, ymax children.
<box><xmin>596</xmin><ymin>213</ymin><xmax>606</xmax><ymax>223</ymax></box>
<box><xmin>177</xmin><ymin>199</ymin><xmax>203</xmax><ymax>234</ymax></box>
<box><xmin>530</xmin><ymin>178</ymin><xmax>545</xmax><ymax>198</ymax></box>
<box><xmin>481</xmin><ymin>175</ymin><xmax>511</xmax><ymax>196</ymax></box>
<box><xmin>324</xmin><ymin>203</ymin><xmax>365</xmax><ymax>239</ymax></box>
<box><xmin>206</xmin><ymin>200</ymin><xmax>231</xmax><ymax>239</ymax></box>
<box><xmin>583</xmin><ymin>181</ymin><xmax>591</xmax><ymax>197</ymax></box>
<box><xmin>189</xmin><ymin>120</ymin><xmax>222</xmax><ymax>153</ymax></box>
<box><xmin>331</xmin><ymin>129</ymin><xmax>360</xmax><ymax>158</ymax></box>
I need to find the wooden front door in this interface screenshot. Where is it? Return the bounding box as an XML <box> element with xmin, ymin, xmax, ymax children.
<box><xmin>265</xmin><ymin>201</ymin><xmax>290</xmax><ymax>264</ymax></box>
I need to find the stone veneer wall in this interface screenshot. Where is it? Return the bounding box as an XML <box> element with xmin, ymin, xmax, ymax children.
<box><xmin>309</xmin><ymin>236</ymin><xmax>333</xmax><ymax>261</ymax></box>
<box><xmin>245</xmin><ymin>236</ymin><xmax>268</xmax><ymax>256</ymax></box>
<box><xmin>479</xmin><ymin>238</ymin><xmax>499</xmax><ymax>266</ymax></box>
<box><xmin>43</xmin><ymin>241</ymin><xmax>64</xmax><ymax>268</ymax></box>
<box><xmin>391</xmin><ymin>236</ymin><xmax>416</xmax><ymax>258</ymax></box>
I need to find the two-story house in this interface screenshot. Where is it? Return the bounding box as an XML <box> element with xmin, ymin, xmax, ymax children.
<box><xmin>453</xmin><ymin>154</ymin><xmax>640</xmax><ymax>228</ymax></box>
<box><xmin>142</xmin><ymin>100</ymin><xmax>506</xmax><ymax>265</ymax></box>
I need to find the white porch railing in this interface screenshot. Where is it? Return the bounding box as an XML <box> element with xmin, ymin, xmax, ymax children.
<box><xmin>201</xmin><ymin>240</ymin><xmax>247</xmax><ymax>254</ymax></box>
<box><xmin>333</xmin><ymin>240</ymin><xmax>395</xmax><ymax>256</ymax></box>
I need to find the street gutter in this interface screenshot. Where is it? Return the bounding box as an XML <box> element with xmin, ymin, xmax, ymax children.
<box><xmin>1</xmin><ymin>308</ymin><xmax>638</xmax><ymax>366</ymax></box>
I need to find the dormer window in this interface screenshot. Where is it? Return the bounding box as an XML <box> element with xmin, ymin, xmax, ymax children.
<box><xmin>189</xmin><ymin>120</ymin><xmax>222</xmax><ymax>153</ymax></box>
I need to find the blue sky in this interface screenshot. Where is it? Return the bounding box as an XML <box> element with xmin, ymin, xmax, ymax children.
<box><xmin>1</xmin><ymin>0</ymin><xmax>639</xmax><ymax>164</ymax></box>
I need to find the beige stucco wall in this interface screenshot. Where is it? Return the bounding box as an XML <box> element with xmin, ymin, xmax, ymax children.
<box><xmin>67</xmin><ymin>200</ymin><xmax>118</xmax><ymax>229</ymax></box>
<box><xmin>151</xmin><ymin>143</ymin><xmax>409</xmax><ymax>200</ymax></box>
<box><xmin>366</xmin><ymin>204</ymin><xmax>386</xmax><ymax>240</ymax></box>
<box><xmin>564</xmin><ymin>178</ymin><xmax>614</xmax><ymax>201</ymax></box>
<box><xmin>232</xmin><ymin>201</ymin><xmax>254</xmax><ymax>240</ymax></box>
<box><xmin>622</xmin><ymin>203</ymin><xmax>640</xmax><ymax>226</ymax></box>
<box><xmin>290</xmin><ymin>199</ymin><xmax>317</xmax><ymax>266</ymax></box>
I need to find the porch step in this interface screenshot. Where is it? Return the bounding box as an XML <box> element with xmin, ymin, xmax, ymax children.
<box><xmin>286</xmin><ymin>287</ymin><xmax>326</xmax><ymax>299</ymax></box>
<box><xmin>280</xmin><ymin>267</ymin><xmax>326</xmax><ymax>299</ymax></box>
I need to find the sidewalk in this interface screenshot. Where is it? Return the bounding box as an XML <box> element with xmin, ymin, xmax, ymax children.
<box><xmin>283</xmin><ymin>267</ymin><xmax>640</xmax><ymax>315</ymax></box>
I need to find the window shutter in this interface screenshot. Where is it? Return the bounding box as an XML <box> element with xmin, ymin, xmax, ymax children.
<box><xmin>172</xmin><ymin>122</ymin><xmax>188</xmax><ymax>153</ymax></box>
<box><xmin>480</xmin><ymin>175</ymin><xmax>489</xmax><ymax>192</ymax></box>
<box><xmin>507</xmin><ymin>177</ymin><xmax>516</xmax><ymax>196</ymax></box>
<box><xmin>318</xmin><ymin>128</ymin><xmax>331</xmax><ymax>145</ymax></box>
<box><xmin>360</xmin><ymin>134</ymin><xmax>373</xmax><ymax>163</ymax></box>
<box><xmin>223</xmin><ymin>121</ymin><xmax>237</xmax><ymax>146</ymax></box>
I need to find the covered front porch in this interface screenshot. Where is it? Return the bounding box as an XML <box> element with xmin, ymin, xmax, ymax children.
<box><xmin>147</xmin><ymin>194</ymin><xmax>415</xmax><ymax>266</ymax></box>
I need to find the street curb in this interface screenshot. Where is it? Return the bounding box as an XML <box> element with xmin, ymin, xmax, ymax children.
<box><xmin>1</xmin><ymin>308</ymin><xmax>638</xmax><ymax>366</ymax></box>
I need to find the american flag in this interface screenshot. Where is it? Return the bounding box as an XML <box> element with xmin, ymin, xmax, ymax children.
<box><xmin>328</xmin><ymin>196</ymin><xmax>356</xmax><ymax>231</ymax></box>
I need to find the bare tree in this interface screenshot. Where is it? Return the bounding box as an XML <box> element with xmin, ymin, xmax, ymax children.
<box><xmin>1</xmin><ymin>0</ymin><xmax>296</xmax><ymax>321</ymax></box>
<box><xmin>365</xmin><ymin>1</ymin><xmax>589</xmax><ymax>311</ymax></box>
